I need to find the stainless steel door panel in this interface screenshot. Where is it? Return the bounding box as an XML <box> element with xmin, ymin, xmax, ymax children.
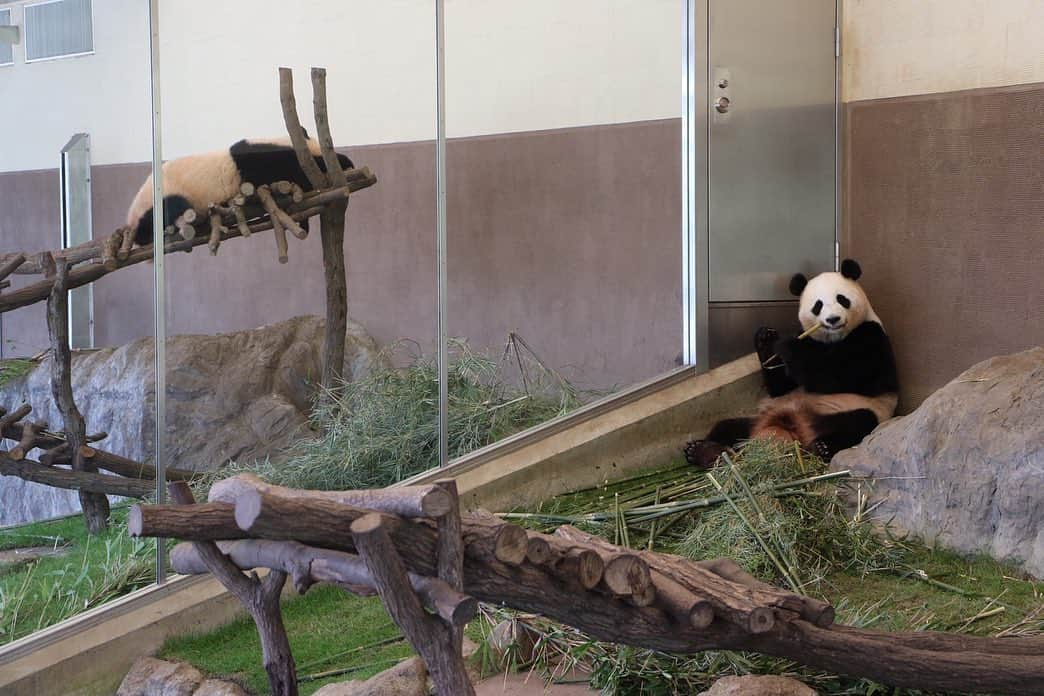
<box><xmin>708</xmin><ymin>0</ymin><xmax>836</xmax><ymax>302</ymax></box>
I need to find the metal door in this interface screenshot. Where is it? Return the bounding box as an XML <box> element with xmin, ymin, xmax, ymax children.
<box><xmin>708</xmin><ymin>0</ymin><xmax>837</xmax><ymax>302</ymax></box>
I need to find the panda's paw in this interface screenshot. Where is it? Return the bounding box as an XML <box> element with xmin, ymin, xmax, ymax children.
<box><xmin>754</xmin><ymin>327</ymin><xmax>780</xmax><ymax>364</ymax></box>
<box><xmin>809</xmin><ymin>439</ymin><xmax>833</xmax><ymax>461</ymax></box>
<box><xmin>683</xmin><ymin>440</ymin><xmax>726</xmax><ymax>469</ymax></box>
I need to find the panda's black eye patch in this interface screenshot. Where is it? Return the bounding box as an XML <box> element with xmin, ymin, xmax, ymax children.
<box><xmin>811</xmin><ymin>300</ymin><xmax>823</xmax><ymax>316</ymax></box>
<box><xmin>836</xmin><ymin>294</ymin><xmax>851</xmax><ymax>309</ymax></box>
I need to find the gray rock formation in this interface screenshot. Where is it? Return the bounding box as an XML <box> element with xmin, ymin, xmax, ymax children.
<box><xmin>833</xmin><ymin>347</ymin><xmax>1044</xmax><ymax>577</ymax></box>
<box><xmin>0</xmin><ymin>315</ymin><xmax>380</xmax><ymax>526</ymax></box>
<box><xmin>117</xmin><ymin>657</ymin><xmax>248</xmax><ymax>696</ymax></box>
<box><xmin>698</xmin><ymin>675</ymin><xmax>819</xmax><ymax>696</ymax></box>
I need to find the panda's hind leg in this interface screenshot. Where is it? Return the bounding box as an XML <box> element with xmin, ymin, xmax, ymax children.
<box><xmin>683</xmin><ymin>417</ymin><xmax>753</xmax><ymax>468</ymax></box>
<box><xmin>755</xmin><ymin>327</ymin><xmax>797</xmax><ymax>397</ymax></box>
<box><xmin>809</xmin><ymin>408</ymin><xmax>878</xmax><ymax>461</ymax></box>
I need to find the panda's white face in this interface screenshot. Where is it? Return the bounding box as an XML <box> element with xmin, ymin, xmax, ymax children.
<box><xmin>798</xmin><ymin>272</ymin><xmax>875</xmax><ymax>343</ymax></box>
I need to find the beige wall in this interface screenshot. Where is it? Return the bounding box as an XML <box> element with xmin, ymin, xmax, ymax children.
<box><xmin>843</xmin><ymin>0</ymin><xmax>1044</xmax><ymax>101</ymax></box>
<box><xmin>0</xmin><ymin>0</ymin><xmax>681</xmax><ymax>171</ymax></box>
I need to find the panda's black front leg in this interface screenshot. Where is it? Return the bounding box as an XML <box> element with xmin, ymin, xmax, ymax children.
<box><xmin>809</xmin><ymin>409</ymin><xmax>879</xmax><ymax>461</ymax></box>
<box><xmin>755</xmin><ymin>327</ymin><xmax>797</xmax><ymax>397</ymax></box>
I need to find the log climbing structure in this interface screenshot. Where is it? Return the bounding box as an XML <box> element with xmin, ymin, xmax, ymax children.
<box><xmin>132</xmin><ymin>472</ymin><xmax>1044</xmax><ymax>696</ymax></box>
<box><xmin>0</xmin><ymin>67</ymin><xmax>375</xmax><ymax>532</ymax></box>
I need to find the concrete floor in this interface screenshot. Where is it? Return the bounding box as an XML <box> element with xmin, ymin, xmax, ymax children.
<box><xmin>475</xmin><ymin>669</ymin><xmax>599</xmax><ymax>695</ymax></box>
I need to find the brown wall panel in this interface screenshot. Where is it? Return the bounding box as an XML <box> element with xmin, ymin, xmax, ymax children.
<box><xmin>0</xmin><ymin>169</ymin><xmax>61</xmax><ymax>358</ymax></box>
<box><xmin>843</xmin><ymin>82</ymin><xmax>1044</xmax><ymax>410</ymax></box>
<box><xmin>1</xmin><ymin>120</ymin><xmax>682</xmax><ymax>391</ymax></box>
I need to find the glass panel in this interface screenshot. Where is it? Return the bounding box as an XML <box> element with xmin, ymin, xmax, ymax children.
<box><xmin>156</xmin><ymin>0</ymin><xmax>437</xmax><ymax>496</ymax></box>
<box><xmin>0</xmin><ymin>0</ymin><xmax>156</xmax><ymax>642</ymax></box>
<box><xmin>24</xmin><ymin>0</ymin><xmax>93</xmax><ymax>61</ymax></box>
<box><xmin>0</xmin><ymin>10</ymin><xmax>13</xmax><ymax>66</ymax></box>
<box><xmin>445</xmin><ymin>0</ymin><xmax>684</xmax><ymax>456</ymax></box>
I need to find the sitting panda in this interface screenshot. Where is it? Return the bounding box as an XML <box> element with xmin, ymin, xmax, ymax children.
<box><xmin>683</xmin><ymin>259</ymin><xmax>899</xmax><ymax>467</ymax></box>
<box><xmin>126</xmin><ymin>132</ymin><xmax>354</xmax><ymax>246</ymax></box>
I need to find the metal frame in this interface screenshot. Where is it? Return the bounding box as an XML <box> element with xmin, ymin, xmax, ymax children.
<box><xmin>0</xmin><ymin>9</ymin><xmax>15</xmax><ymax>66</ymax></box>
<box><xmin>834</xmin><ymin>0</ymin><xmax>843</xmax><ymax>270</ymax></box>
<box><xmin>681</xmin><ymin>0</ymin><xmax>709</xmax><ymax>371</ymax></box>
<box><xmin>683</xmin><ymin>0</ymin><xmax>842</xmax><ymax>365</ymax></box>
<box><xmin>22</xmin><ymin>0</ymin><xmax>95</xmax><ymax>64</ymax></box>
<box><xmin>435</xmin><ymin>0</ymin><xmax>448</xmax><ymax>468</ymax></box>
<box><xmin>60</xmin><ymin>132</ymin><xmax>94</xmax><ymax>350</ymax></box>
<box><xmin>147</xmin><ymin>0</ymin><xmax>166</xmax><ymax>584</ymax></box>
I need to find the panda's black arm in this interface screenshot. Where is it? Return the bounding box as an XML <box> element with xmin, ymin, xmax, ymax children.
<box><xmin>775</xmin><ymin>322</ymin><xmax>898</xmax><ymax>396</ymax></box>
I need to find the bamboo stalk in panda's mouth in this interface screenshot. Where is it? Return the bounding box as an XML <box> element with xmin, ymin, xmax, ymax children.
<box><xmin>761</xmin><ymin>323</ymin><xmax>822</xmax><ymax>368</ymax></box>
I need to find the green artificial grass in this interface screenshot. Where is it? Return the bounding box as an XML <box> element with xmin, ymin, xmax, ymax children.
<box><xmin>161</xmin><ymin>586</ymin><xmax>411</xmax><ymax>695</ymax></box>
<box><xmin>0</xmin><ymin>506</ymin><xmax>156</xmax><ymax>644</ymax></box>
<box><xmin>0</xmin><ymin>358</ymin><xmax>34</xmax><ymax>389</ymax></box>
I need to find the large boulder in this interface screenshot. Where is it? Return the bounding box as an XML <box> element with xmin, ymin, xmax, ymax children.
<box><xmin>116</xmin><ymin>657</ymin><xmax>248</xmax><ymax>696</ymax></box>
<box><xmin>0</xmin><ymin>315</ymin><xmax>380</xmax><ymax>525</ymax></box>
<box><xmin>833</xmin><ymin>347</ymin><xmax>1044</xmax><ymax>576</ymax></box>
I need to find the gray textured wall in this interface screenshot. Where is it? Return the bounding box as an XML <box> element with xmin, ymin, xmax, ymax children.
<box><xmin>843</xmin><ymin>82</ymin><xmax>1044</xmax><ymax>410</ymax></box>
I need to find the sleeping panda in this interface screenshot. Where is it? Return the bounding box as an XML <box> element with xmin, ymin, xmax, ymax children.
<box><xmin>126</xmin><ymin>133</ymin><xmax>354</xmax><ymax>246</ymax></box>
<box><xmin>683</xmin><ymin>259</ymin><xmax>899</xmax><ymax>467</ymax></box>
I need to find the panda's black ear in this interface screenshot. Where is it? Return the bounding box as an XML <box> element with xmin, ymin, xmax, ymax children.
<box><xmin>840</xmin><ymin>259</ymin><xmax>862</xmax><ymax>280</ymax></box>
<box><xmin>789</xmin><ymin>273</ymin><xmax>808</xmax><ymax>297</ymax></box>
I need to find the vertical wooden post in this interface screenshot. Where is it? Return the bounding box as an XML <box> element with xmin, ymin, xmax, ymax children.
<box><xmin>311</xmin><ymin>67</ymin><xmax>350</xmax><ymax>392</ymax></box>
<box><xmin>168</xmin><ymin>482</ymin><xmax>298</xmax><ymax>696</ymax></box>
<box><xmin>47</xmin><ymin>260</ymin><xmax>109</xmax><ymax>533</ymax></box>
<box><xmin>277</xmin><ymin>66</ymin><xmax>351</xmax><ymax>393</ymax></box>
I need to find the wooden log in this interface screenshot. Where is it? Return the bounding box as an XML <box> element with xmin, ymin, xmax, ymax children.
<box><xmin>305</xmin><ymin>67</ymin><xmax>351</xmax><ymax>393</ymax></box>
<box><xmin>525</xmin><ymin>535</ymin><xmax>552</xmax><ymax>565</ymax></box>
<box><xmin>208</xmin><ymin>208</ymin><xmax>227</xmax><ymax>255</ymax></box>
<box><xmin>434</xmin><ymin>480</ymin><xmax>465</xmax><ymax>652</ymax></box>
<box><xmin>555</xmin><ymin>525</ymin><xmax>779</xmax><ymax>634</ymax></box>
<box><xmin>0</xmin><ymin>404</ymin><xmax>33</xmax><ymax>432</ymax></box>
<box><xmin>0</xmin><ymin>253</ymin><xmax>27</xmax><ymax>281</ymax></box>
<box><xmin>169</xmin><ymin>539</ymin><xmax>477</xmax><ymax>627</ymax></box>
<box><xmin>231</xmin><ymin>204</ymin><xmax>251</xmax><ymax>238</ymax></box>
<box><xmin>209</xmin><ymin>473</ymin><xmax>452</xmax><ymax>517</ymax></box>
<box><xmin>101</xmin><ymin>231</ymin><xmax>122</xmax><ymax>271</ymax></box>
<box><xmin>128</xmin><ymin>501</ymin><xmax>240</xmax><ymax>540</ymax></box>
<box><xmin>257</xmin><ymin>185</ymin><xmax>308</xmax><ymax>240</ymax></box>
<box><xmin>239</xmin><ymin>182</ymin><xmax>256</xmax><ymax>197</ymax></box>
<box><xmin>48</xmin><ymin>262</ymin><xmax>109</xmax><ymax>532</ymax></box>
<box><xmin>289</xmin><ymin>183</ymin><xmax>305</xmax><ymax>203</ymax></box>
<box><xmin>40</xmin><ymin>253</ymin><xmax>56</xmax><ymax>278</ymax></box>
<box><xmin>602</xmin><ymin>553</ymin><xmax>654</xmax><ymax>602</ymax></box>
<box><xmin>39</xmin><ymin>443</ymin><xmax>71</xmax><ymax>466</ymax></box>
<box><xmin>118</xmin><ymin>225</ymin><xmax>136</xmax><ymax>260</ymax></box>
<box><xmin>698</xmin><ymin>557</ymin><xmax>834</xmax><ymax>628</ymax></box>
<box><xmin>551</xmin><ymin>546</ymin><xmax>605</xmax><ymax>590</ymax></box>
<box><xmin>310</xmin><ymin>68</ymin><xmax>349</xmax><ymax>189</ymax></box>
<box><xmin>278</xmin><ymin>68</ymin><xmax>328</xmax><ymax>190</ymax></box>
<box><xmin>0</xmin><ymin>452</ymin><xmax>154</xmax><ymax>497</ymax></box>
<box><xmin>651</xmin><ymin>569</ymin><xmax>714</xmax><ymax>630</ymax></box>
<box><xmin>232</xmin><ymin>489</ymin><xmax>530</xmax><ymax>567</ymax></box>
<box><xmin>78</xmin><ymin>445</ymin><xmax>196</xmax><ymax>481</ymax></box>
<box><xmin>8</xmin><ymin>420</ymin><xmax>45</xmax><ymax>460</ymax></box>
<box><xmin>352</xmin><ymin>513</ymin><xmax>476</xmax><ymax>696</ymax></box>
